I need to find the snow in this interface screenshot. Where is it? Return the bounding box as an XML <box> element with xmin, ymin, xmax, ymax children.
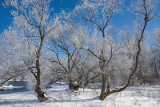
<box><xmin>0</xmin><ymin>83</ymin><xmax>160</xmax><ymax>107</ymax></box>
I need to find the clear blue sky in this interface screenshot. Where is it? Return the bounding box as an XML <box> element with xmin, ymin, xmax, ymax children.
<box><xmin>0</xmin><ymin>0</ymin><xmax>159</xmax><ymax>35</ymax></box>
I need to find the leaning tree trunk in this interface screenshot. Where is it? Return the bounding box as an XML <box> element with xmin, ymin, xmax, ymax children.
<box><xmin>35</xmin><ymin>59</ymin><xmax>47</xmax><ymax>102</ymax></box>
<box><xmin>98</xmin><ymin>12</ymin><xmax>149</xmax><ymax>101</ymax></box>
<box><xmin>33</xmin><ymin>35</ymin><xmax>47</xmax><ymax>102</ymax></box>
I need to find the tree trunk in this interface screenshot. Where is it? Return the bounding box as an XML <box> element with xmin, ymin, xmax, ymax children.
<box><xmin>99</xmin><ymin>74</ymin><xmax>107</xmax><ymax>100</ymax></box>
<box><xmin>68</xmin><ymin>71</ymin><xmax>74</xmax><ymax>90</ymax></box>
<box><xmin>35</xmin><ymin>59</ymin><xmax>47</xmax><ymax>102</ymax></box>
<box><xmin>35</xmin><ymin>84</ymin><xmax>47</xmax><ymax>102</ymax></box>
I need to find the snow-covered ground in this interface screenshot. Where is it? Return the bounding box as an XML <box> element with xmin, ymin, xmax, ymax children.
<box><xmin>0</xmin><ymin>83</ymin><xmax>160</xmax><ymax>107</ymax></box>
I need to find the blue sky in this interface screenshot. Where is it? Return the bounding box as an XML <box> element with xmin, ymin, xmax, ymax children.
<box><xmin>0</xmin><ymin>0</ymin><xmax>159</xmax><ymax>35</ymax></box>
<box><xmin>0</xmin><ymin>0</ymin><xmax>80</xmax><ymax>34</ymax></box>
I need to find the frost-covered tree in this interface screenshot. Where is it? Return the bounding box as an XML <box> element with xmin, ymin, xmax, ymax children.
<box><xmin>133</xmin><ymin>43</ymin><xmax>152</xmax><ymax>85</ymax></box>
<box><xmin>0</xmin><ymin>27</ymin><xmax>29</xmax><ymax>85</ymax></box>
<box><xmin>74</xmin><ymin>0</ymin><xmax>125</xmax><ymax>100</ymax></box>
<box><xmin>100</xmin><ymin>0</ymin><xmax>159</xmax><ymax>100</ymax></box>
<box><xmin>4</xmin><ymin>0</ymin><xmax>59</xmax><ymax>102</ymax></box>
<box><xmin>49</xmin><ymin>23</ymin><xmax>85</xmax><ymax>90</ymax></box>
<box><xmin>49</xmin><ymin>21</ymin><xmax>98</xmax><ymax>90</ymax></box>
<box><xmin>153</xmin><ymin>29</ymin><xmax>160</xmax><ymax>48</ymax></box>
<box><xmin>151</xmin><ymin>28</ymin><xmax>160</xmax><ymax>77</ymax></box>
<box><xmin>73</xmin><ymin>0</ymin><xmax>159</xmax><ymax>100</ymax></box>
